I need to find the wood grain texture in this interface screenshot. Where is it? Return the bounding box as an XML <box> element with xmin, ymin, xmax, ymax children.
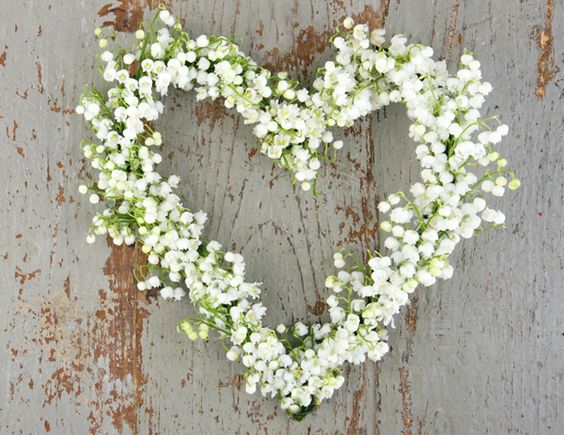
<box><xmin>1</xmin><ymin>0</ymin><xmax>562</xmax><ymax>433</ymax></box>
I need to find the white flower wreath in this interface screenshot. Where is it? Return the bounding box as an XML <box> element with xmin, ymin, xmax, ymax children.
<box><xmin>77</xmin><ymin>8</ymin><xmax>519</xmax><ymax>420</ymax></box>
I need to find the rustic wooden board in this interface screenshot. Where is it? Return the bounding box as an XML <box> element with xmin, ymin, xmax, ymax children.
<box><xmin>1</xmin><ymin>0</ymin><xmax>562</xmax><ymax>433</ymax></box>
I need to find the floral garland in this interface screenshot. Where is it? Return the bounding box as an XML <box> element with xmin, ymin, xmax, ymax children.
<box><xmin>77</xmin><ymin>8</ymin><xmax>519</xmax><ymax>420</ymax></box>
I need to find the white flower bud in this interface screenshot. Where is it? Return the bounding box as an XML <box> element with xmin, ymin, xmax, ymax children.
<box><xmin>123</xmin><ymin>53</ymin><xmax>136</xmax><ymax>65</ymax></box>
<box><xmin>343</xmin><ymin>17</ymin><xmax>354</xmax><ymax>29</ymax></box>
<box><xmin>226</xmin><ymin>346</ymin><xmax>241</xmax><ymax>361</ymax></box>
<box><xmin>333</xmin><ymin>140</ymin><xmax>344</xmax><ymax>150</ymax></box>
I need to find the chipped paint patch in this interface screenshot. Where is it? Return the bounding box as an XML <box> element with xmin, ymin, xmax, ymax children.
<box><xmin>247</xmin><ymin>147</ymin><xmax>258</xmax><ymax>161</ymax></box>
<box><xmin>35</xmin><ymin>60</ymin><xmax>44</xmax><ymax>94</ymax></box>
<box><xmin>444</xmin><ymin>1</ymin><xmax>461</xmax><ymax>61</ymax></box>
<box><xmin>0</xmin><ymin>46</ymin><xmax>7</xmax><ymax>66</ymax></box>
<box><xmin>532</xmin><ymin>0</ymin><xmax>557</xmax><ymax>99</ymax></box>
<box><xmin>264</xmin><ymin>26</ymin><xmax>331</xmax><ymax>73</ymax></box>
<box><xmin>42</xmin><ymin>245</ymin><xmax>149</xmax><ymax>433</ymax></box>
<box><xmin>98</xmin><ymin>1</ymin><xmax>145</xmax><ymax>32</ymax></box>
<box><xmin>11</xmin><ymin>120</ymin><xmax>18</xmax><ymax>141</ymax></box>
<box><xmin>342</xmin><ymin>198</ymin><xmax>379</xmax><ymax>246</ymax></box>
<box><xmin>55</xmin><ymin>185</ymin><xmax>65</xmax><ymax>205</ymax></box>
<box><xmin>294</xmin><ymin>26</ymin><xmax>331</xmax><ymax>69</ymax></box>
<box><xmin>307</xmin><ymin>297</ymin><xmax>327</xmax><ymax>316</ymax></box>
<box><xmin>348</xmin><ymin>3</ymin><xmax>389</xmax><ymax>30</ymax></box>
<box><xmin>97</xmin><ymin>1</ymin><xmax>170</xmax><ymax>33</ymax></box>
<box><xmin>4</xmin><ymin>241</ymin><xmax>152</xmax><ymax>434</ymax></box>
<box><xmin>16</xmin><ymin>89</ymin><xmax>29</xmax><ymax>99</ymax></box>
<box><xmin>347</xmin><ymin>383</ymin><xmax>366</xmax><ymax>434</ymax></box>
<box><xmin>14</xmin><ymin>267</ymin><xmax>41</xmax><ymax>284</ymax></box>
<box><xmin>194</xmin><ymin>98</ymin><xmax>228</xmax><ymax>128</ymax></box>
<box><xmin>99</xmin><ymin>241</ymin><xmax>150</xmax><ymax>433</ymax></box>
<box><xmin>336</xmin><ymin>123</ymin><xmax>379</xmax><ymax>255</ymax></box>
<box><xmin>399</xmin><ymin>295</ymin><xmax>419</xmax><ymax>435</ymax></box>
<box><xmin>48</xmin><ymin>97</ymin><xmax>74</xmax><ymax>115</ymax></box>
<box><xmin>399</xmin><ymin>366</ymin><xmax>413</xmax><ymax>435</ymax></box>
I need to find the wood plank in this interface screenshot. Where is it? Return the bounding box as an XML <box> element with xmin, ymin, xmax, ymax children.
<box><xmin>0</xmin><ymin>0</ymin><xmax>561</xmax><ymax>433</ymax></box>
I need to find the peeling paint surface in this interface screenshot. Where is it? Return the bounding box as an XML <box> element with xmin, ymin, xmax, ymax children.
<box><xmin>532</xmin><ymin>0</ymin><xmax>557</xmax><ymax>99</ymax></box>
<box><xmin>1</xmin><ymin>0</ymin><xmax>563</xmax><ymax>434</ymax></box>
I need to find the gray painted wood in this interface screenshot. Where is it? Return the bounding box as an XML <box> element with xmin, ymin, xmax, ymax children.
<box><xmin>1</xmin><ymin>0</ymin><xmax>562</xmax><ymax>433</ymax></box>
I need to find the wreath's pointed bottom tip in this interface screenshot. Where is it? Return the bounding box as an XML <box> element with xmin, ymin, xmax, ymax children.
<box><xmin>289</xmin><ymin>403</ymin><xmax>318</xmax><ymax>421</ymax></box>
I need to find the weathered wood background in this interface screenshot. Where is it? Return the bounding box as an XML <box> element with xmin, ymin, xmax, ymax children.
<box><xmin>1</xmin><ymin>0</ymin><xmax>562</xmax><ymax>433</ymax></box>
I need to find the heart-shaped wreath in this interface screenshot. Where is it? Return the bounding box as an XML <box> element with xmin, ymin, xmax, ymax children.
<box><xmin>77</xmin><ymin>7</ymin><xmax>519</xmax><ymax>420</ymax></box>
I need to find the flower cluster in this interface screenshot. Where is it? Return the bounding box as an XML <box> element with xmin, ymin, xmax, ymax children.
<box><xmin>77</xmin><ymin>8</ymin><xmax>518</xmax><ymax>420</ymax></box>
